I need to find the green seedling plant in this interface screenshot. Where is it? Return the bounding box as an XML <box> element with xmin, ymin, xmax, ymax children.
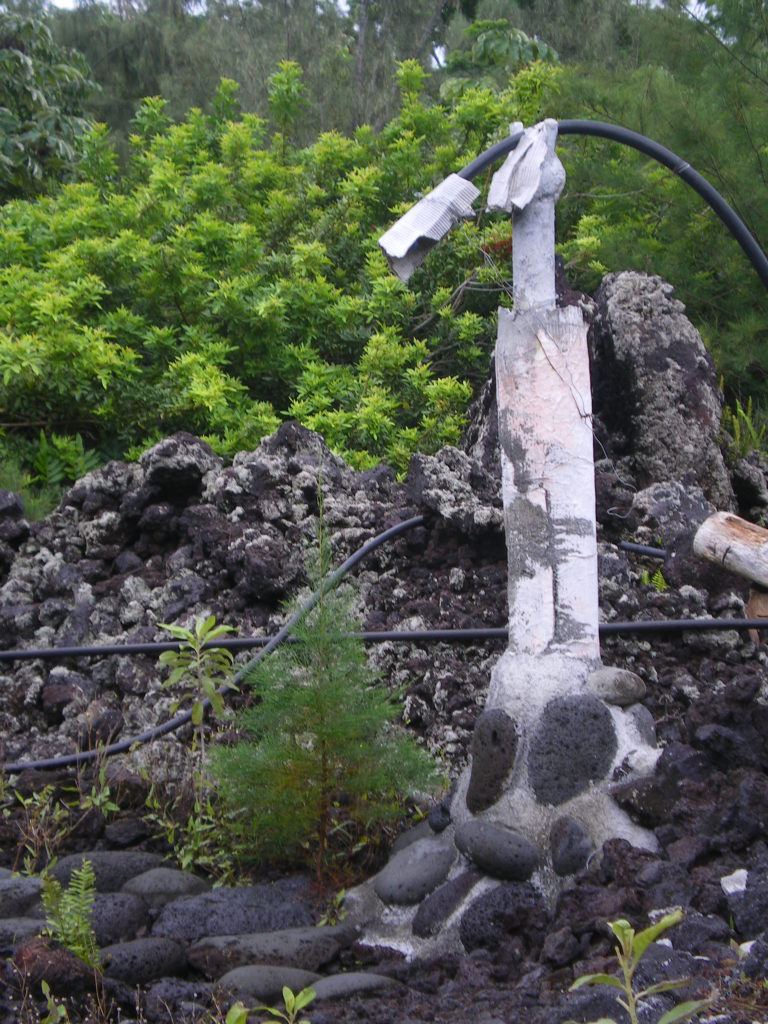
<box><xmin>569</xmin><ymin>910</ymin><xmax>712</xmax><ymax>1024</ymax></box>
<box><xmin>13</xmin><ymin>784</ymin><xmax>71</xmax><ymax>873</ymax></box>
<box><xmin>40</xmin><ymin>981</ymin><xmax>71</xmax><ymax>1024</ymax></box>
<box><xmin>225</xmin><ymin>986</ymin><xmax>316</xmax><ymax>1024</ymax></box>
<box><xmin>158</xmin><ymin>614</ymin><xmax>238</xmax><ymax>791</ymax></box>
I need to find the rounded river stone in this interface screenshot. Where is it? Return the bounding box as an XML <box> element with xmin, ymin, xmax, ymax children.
<box><xmin>373</xmin><ymin>837</ymin><xmax>455</xmax><ymax>905</ymax></box>
<box><xmin>454</xmin><ymin>821</ymin><xmax>540</xmax><ymax>881</ymax></box>
<box><xmin>550</xmin><ymin>816</ymin><xmax>593</xmax><ymax>877</ymax></box>
<box><xmin>466</xmin><ymin>708</ymin><xmax>518</xmax><ymax>813</ymax></box>
<box><xmin>528</xmin><ymin>694</ymin><xmax>617</xmax><ymax>806</ymax></box>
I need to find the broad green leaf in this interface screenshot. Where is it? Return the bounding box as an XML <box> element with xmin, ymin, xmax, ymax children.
<box><xmin>293</xmin><ymin>987</ymin><xmax>316</xmax><ymax>1011</ymax></box>
<box><xmin>633</xmin><ymin>909</ymin><xmax>684</xmax><ymax>959</ymax></box>
<box><xmin>657</xmin><ymin>999</ymin><xmax>712</xmax><ymax>1024</ymax></box>
<box><xmin>570</xmin><ymin>973</ymin><xmax>625</xmax><ymax>991</ymax></box>
<box><xmin>636</xmin><ymin>976</ymin><xmax>689</xmax><ymax>999</ymax></box>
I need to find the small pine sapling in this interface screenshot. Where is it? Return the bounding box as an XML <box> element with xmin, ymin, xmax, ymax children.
<box><xmin>211</xmin><ymin>508</ymin><xmax>441</xmax><ymax>884</ymax></box>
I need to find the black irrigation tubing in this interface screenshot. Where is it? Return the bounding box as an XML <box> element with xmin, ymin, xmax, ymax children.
<box><xmin>0</xmin><ymin>544</ymin><xmax>671</xmax><ymax>666</ymax></box>
<box><xmin>459</xmin><ymin>120</ymin><xmax>768</xmax><ymax>294</ymax></box>
<box><xmin>2</xmin><ymin>514</ymin><xmax>427</xmax><ymax>774</ymax></box>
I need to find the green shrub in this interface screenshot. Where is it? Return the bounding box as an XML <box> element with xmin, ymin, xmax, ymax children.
<box><xmin>0</xmin><ymin>64</ymin><xmax>545</xmax><ymax>477</ymax></box>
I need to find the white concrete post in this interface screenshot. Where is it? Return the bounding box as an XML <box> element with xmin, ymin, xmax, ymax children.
<box><xmin>489</xmin><ymin>119</ymin><xmax>599</xmax><ymax>661</ymax></box>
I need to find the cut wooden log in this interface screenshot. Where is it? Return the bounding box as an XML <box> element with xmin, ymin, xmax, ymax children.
<box><xmin>693</xmin><ymin>511</ymin><xmax>768</xmax><ymax>587</ymax></box>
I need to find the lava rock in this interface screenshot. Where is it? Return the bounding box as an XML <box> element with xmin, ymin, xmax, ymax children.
<box><xmin>727</xmin><ymin>871</ymin><xmax>768</xmax><ymax>938</ymax></box>
<box><xmin>427</xmin><ymin>797</ymin><xmax>452</xmax><ymax>834</ymax></box>
<box><xmin>412</xmin><ymin>869</ymin><xmax>482</xmax><ymax>939</ymax></box>
<box><xmin>143</xmin><ymin>978</ymin><xmax>213</xmax><ymax>1024</ymax></box>
<box><xmin>311</xmin><ymin>972</ymin><xmax>402</xmax><ymax>1001</ymax></box>
<box><xmin>216</xmin><ymin>965</ymin><xmax>320</xmax><ymax>1002</ymax></box>
<box><xmin>459</xmin><ymin>882</ymin><xmax>548</xmax><ymax>953</ymax></box>
<box><xmin>591</xmin><ymin>272</ymin><xmax>732</xmax><ymax>507</ymax></box>
<box><xmin>90</xmin><ymin>892</ymin><xmax>150</xmax><ymax>946</ymax></box>
<box><xmin>550</xmin><ymin>816</ymin><xmax>594</xmax><ymax>877</ymax></box>
<box><xmin>139</xmin><ymin>433</ymin><xmax>222</xmax><ymax>500</ymax></box>
<box><xmin>455</xmin><ymin>821</ymin><xmax>540</xmax><ymax>881</ymax></box>
<box><xmin>151</xmin><ymin>878</ymin><xmax>314</xmax><ymax>943</ymax></box>
<box><xmin>373</xmin><ymin>837</ymin><xmax>456</xmax><ymax>905</ymax></box>
<box><xmin>528</xmin><ymin>695</ymin><xmax>617</xmax><ymax>806</ymax></box>
<box><xmin>188</xmin><ymin>925</ymin><xmax>352</xmax><ymax>978</ymax></box>
<box><xmin>541</xmin><ymin>926</ymin><xmax>580</xmax><ymax>967</ymax></box>
<box><xmin>51</xmin><ymin>852</ymin><xmax>164</xmax><ymax>893</ymax></box>
<box><xmin>465</xmin><ymin>708</ymin><xmax>518</xmax><ymax>813</ymax></box>
<box><xmin>0</xmin><ymin>918</ymin><xmax>44</xmax><ymax>950</ymax></box>
<box><xmin>0</xmin><ymin>876</ymin><xmax>41</xmax><ymax>917</ymax></box>
<box><xmin>122</xmin><ymin>867</ymin><xmax>210</xmax><ymax>907</ymax></box>
<box><xmin>743</xmin><ymin>934</ymin><xmax>768</xmax><ymax>978</ymax></box>
<box><xmin>101</xmin><ymin>937</ymin><xmax>187</xmax><ymax>985</ymax></box>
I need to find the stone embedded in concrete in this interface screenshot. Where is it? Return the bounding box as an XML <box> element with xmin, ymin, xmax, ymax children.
<box><xmin>427</xmin><ymin>798</ymin><xmax>452</xmax><ymax>833</ymax></box>
<box><xmin>528</xmin><ymin>695</ymin><xmax>617</xmax><ymax>806</ymax></box>
<box><xmin>412</xmin><ymin>869</ymin><xmax>482</xmax><ymax>938</ymax></box>
<box><xmin>550</xmin><ymin>816</ymin><xmax>593</xmax><ymax>877</ymax></box>
<box><xmin>373</xmin><ymin>837</ymin><xmax>455</xmax><ymax>906</ymax></box>
<box><xmin>216</xmin><ymin>965</ymin><xmax>320</xmax><ymax>1003</ymax></box>
<box><xmin>454</xmin><ymin>821</ymin><xmax>540</xmax><ymax>881</ymax></box>
<box><xmin>587</xmin><ymin>667</ymin><xmax>646</xmax><ymax>707</ymax></box>
<box><xmin>628</xmin><ymin>703</ymin><xmax>657</xmax><ymax>746</ymax></box>
<box><xmin>391</xmin><ymin>819</ymin><xmax>433</xmax><ymax>855</ymax></box>
<box><xmin>466</xmin><ymin>708</ymin><xmax>518</xmax><ymax>813</ymax></box>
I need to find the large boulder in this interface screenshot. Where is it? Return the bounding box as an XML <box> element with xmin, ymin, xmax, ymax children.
<box><xmin>590</xmin><ymin>272</ymin><xmax>733</xmax><ymax>509</ymax></box>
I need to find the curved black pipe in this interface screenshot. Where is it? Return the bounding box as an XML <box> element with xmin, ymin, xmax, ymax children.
<box><xmin>3</xmin><ymin>515</ymin><xmax>426</xmax><ymax>774</ymax></box>
<box><xmin>458</xmin><ymin>119</ymin><xmax>768</xmax><ymax>293</ymax></box>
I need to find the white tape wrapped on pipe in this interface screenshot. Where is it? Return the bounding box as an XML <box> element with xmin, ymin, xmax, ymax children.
<box><xmin>378</xmin><ymin>173</ymin><xmax>480</xmax><ymax>282</ymax></box>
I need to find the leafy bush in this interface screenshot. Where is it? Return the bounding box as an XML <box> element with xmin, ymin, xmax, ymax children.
<box><xmin>0</xmin><ymin>64</ymin><xmax>545</xmax><ymax>476</ymax></box>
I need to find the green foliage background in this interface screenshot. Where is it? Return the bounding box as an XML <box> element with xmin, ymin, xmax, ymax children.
<box><xmin>0</xmin><ymin>62</ymin><xmax>557</xmax><ymax>474</ymax></box>
<box><xmin>1</xmin><ymin>0</ymin><xmax>768</xmax><ymax>483</ymax></box>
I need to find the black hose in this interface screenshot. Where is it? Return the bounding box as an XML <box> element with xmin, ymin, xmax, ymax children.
<box><xmin>458</xmin><ymin>119</ymin><xmax>768</xmax><ymax>293</ymax></box>
<box><xmin>618</xmin><ymin>542</ymin><xmax>667</xmax><ymax>559</ymax></box>
<box><xmin>2</xmin><ymin>515</ymin><xmax>426</xmax><ymax>774</ymax></box>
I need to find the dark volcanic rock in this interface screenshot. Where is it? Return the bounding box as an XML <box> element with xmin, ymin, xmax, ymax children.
<box><xmin>465</xmin><ymin>708</ymin><xmax>518</xmax><ymax>813</ymax></box>
<box><xmin>459</xmin><ymin>882</ymin><xmax>549</xmax><ymax>953</ymax></box>
<box><xmin>591</xmin><ymin>272</ymin><xmax>732</xmax><ymax>508</ymax></box>
<box><xmin>528</xmin><ymin>695</ymin><xmax>617</xmax><ymax>806</ymax></box>
<box><xmin>550</xmin><ymin>816</ymin><xmax>594</xmax><ymax>877</ymax></box>
<box><xmin>151</xmin><ymin>879</ymin><xmax>314</xmax><ymax>942</ymax></box>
